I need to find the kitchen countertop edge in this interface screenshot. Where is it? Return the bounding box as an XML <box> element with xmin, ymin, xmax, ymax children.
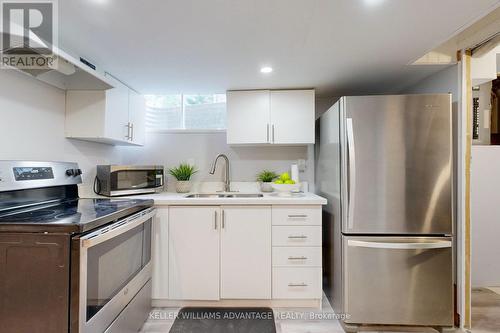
<box><xmin>82</xmin><ymin>192</ymin><xmax>327</xmax><ymax>206</ymax></box>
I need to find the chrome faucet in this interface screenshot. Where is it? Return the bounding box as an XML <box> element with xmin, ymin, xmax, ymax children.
<box><xmin>209</xmin><ymin>154</ymin><xmax>232</xmax><ymax>192</ymax></box>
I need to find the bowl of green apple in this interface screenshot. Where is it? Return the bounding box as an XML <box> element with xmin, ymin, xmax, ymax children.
<box><xmin>271</xmin><ymin>172</ymin><xmax>301</xmax><ymax>195</ymax></box>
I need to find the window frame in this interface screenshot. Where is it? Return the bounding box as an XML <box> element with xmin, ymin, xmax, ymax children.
<box><xmin>145</xmin><ymin>93</ymin><xmax>227</xmax><ymax>133</ymax></box>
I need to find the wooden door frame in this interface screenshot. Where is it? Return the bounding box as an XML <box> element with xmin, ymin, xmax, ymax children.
<box><xmin>457</xmin><ymin>49</ymin><xmax>472</xmax><ymax>329</ymax></box>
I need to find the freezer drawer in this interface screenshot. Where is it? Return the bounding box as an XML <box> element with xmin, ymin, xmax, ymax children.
<box><xmin>343</xmin><ymin>236</ymin><xmax>453</xmax><ymax>326</ymax></box>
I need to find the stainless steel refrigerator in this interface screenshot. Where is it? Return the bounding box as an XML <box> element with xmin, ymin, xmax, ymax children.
<box><xmin>316</xmin><ymin>94</ymin><xmax>454</xmax><ymax>328</ymax></box>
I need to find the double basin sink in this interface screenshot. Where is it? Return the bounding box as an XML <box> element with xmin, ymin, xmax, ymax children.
<box><xmin>185</xmin><ymin>193</ymin><xmax>264</xmax><ymax>198</ymax></box>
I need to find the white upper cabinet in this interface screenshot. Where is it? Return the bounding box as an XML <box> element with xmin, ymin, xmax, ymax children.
<box><xmin>226</xmin><ymin>90</ymin><xmax>270</xmax><ymax>144</ymax></box>
<box><xmin>65</xmin><ymin>73</ymin><xmax>145</xmax><ymax>146</ymax></box>
<box><xmin>270</xmin><ymin>90</ymin><xmax>315</xmax><ymax>144</ymax></box>
<box><xmin>128</xmin><ymin>89</ymin><xmax>146</xmax><ymax>146</ymax></box>
<box><xmin>226</xmin><ymin>89</ymin><xmax>315</xmax><ymax>145</ymax></box>
<box><xmin>103</xmin><ymin>74</ymin><xmax>130</xmax><ymax>142</ymax></box>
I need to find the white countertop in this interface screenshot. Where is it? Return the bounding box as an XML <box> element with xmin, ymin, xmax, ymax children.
<box><xmin>109</xmin><ymin>191</ymin><xmax>327</xmax><ymax>206</ymax></box>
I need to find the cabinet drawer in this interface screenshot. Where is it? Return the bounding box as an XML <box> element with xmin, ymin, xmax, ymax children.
<box><xmin>272</xmin><ymin>267</ymin><xmax>322</xmax><ymax>299</ymax></box>
<box><xmin>272</xmin><ymin>247</ymin><xmax>322</xmax><ymax>267</ymax></box>
<box><xmin>272</xmin><ymin>206</ymin><xmax>321</xmax><ymax>226</ymax></box>
<box><xmin>272</xmin><ymin>226</ymin><xmax>321</xmax><ymax>246</ymax></box>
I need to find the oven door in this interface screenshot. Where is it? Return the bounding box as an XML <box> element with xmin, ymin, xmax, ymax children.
<box><xmin>76</xmin><ymin>208</ymin><xmax>155</xmax><ymax>333</ymax></box>
<box><xmin>109</xmin><ymin>166</ymin><xmax>163</xmax><ymax>196</ymax></box>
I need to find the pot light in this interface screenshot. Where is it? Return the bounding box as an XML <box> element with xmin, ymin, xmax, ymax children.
<box><xmin>260</xmin><ymin>66</ymin><xmax>273</xmax><ymax>74</ymax></box>
<box><xmin>364</xmin><ymin>0</ymin><xmax>385</xmax><ymax>5</ymax></box>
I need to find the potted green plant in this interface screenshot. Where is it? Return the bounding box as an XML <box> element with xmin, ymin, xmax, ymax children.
<box><xmin>257</xmin><ymin>170</ymin><xmax>279</xmax><ymax>192</ymax></box>
<box><xmin>168</xmin><ymin>163</ymin><xmax>198</xmax><ymax>193</ymax></box>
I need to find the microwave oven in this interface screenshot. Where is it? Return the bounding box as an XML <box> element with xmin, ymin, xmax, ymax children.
<box><xmin>95</xmin><ymin>165</ymin><xmax>164</xmax><ymax>196</ymax></box>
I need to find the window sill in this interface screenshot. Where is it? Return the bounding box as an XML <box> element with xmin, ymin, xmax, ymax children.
<box><xmin>147</xmin><ymin>129</ymin><xmax>227</xmax><ymax>134</ymax></box>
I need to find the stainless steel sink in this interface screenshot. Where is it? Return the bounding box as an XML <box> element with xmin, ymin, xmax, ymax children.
<box><xmin>185</xmin><ymin>193</ymin><xmax>264</xmax><ymax>198</ymax></box>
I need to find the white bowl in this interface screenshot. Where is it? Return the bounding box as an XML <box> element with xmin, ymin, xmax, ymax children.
<box><xmin>271</xmin><ymin>183</ymin><xmax>301</xmax><ymax>193</ymax></box>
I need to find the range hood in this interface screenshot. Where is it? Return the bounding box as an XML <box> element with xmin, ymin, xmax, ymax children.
<box><xmin>1</xmin><ymin>26</ymin><xmax>114</xmax><ymax>90</ymax></box>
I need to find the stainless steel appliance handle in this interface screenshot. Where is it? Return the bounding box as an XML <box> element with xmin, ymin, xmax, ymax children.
<box><xmin>346</xmin><ymin>118</ymin><xmax>356</xmax><ymax>230</ymax></box>
<box><xmin>288</xmin><ymin>214</ymin><xmax>308</xmax><ymax>218</ymax></box>
<box><xmin>272</xmin><ymin>124</ymin><xmax>275</xmax><ymax>143</ymax></box>
<box><xmin>288</xmin><ymin>256</ymin><xmax>308</xmax><ymax>260</ymax></box>
<box><xmin>288</xmin><ymin>283</ymin><xmax>308</xmax><ymax>287</ymax></box>
<box><xmin>347</xmin><ymin>239</ymin><xmax>452</xmax><ymax>250</ymax></box>
<box><xmin>130</xmin><ymin>123</ymin><xmax>134</xmax><ymax>141</ymax></box>
<box><xmin>222</xmin><ymin>210</ymin><xmax>225</xmax><ymax>229</ymax></box>
<box><xmin>214</xmin><ymin>210</ymin><xmax>218</xmax><ymax>230</ymax></box>
<box><xmin>81</xmin><ymin>208</ymin><xmax>156</xmax><ymax>248</ymax></box>
<box><xmin>267</xmin><ymin>124</ymin><xmax>270</xmax><ymax>143</ymax></box>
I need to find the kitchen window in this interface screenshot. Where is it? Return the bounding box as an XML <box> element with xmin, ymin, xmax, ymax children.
<box><xmin>145</xmin><ymin>94</ymin><xmax>226</xmax><ymax>132</ymax></box>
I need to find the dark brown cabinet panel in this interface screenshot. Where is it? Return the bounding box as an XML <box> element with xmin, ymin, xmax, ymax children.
<box><xmin>0</xmin><ymin>233</ymin><xmax>70</xmax><ymax>333</ymax></box>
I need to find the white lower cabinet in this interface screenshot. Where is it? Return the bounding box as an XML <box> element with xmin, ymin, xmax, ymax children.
<box><xmin>271</xmin><ymin>206</ymin><xmax>323</xmax><ymax>300</ymax></box>
<box><xmin>155</xmin><ymin>204</ymin><xmax>322</xmax><ymax>303</ymax></box>
<box><xmin>168</xmin><ymin>206</ymin><xmax>220</xmax><ymax>300</ymax></box>
<box><xmin>272</xmin><ymin>267</ymin><xmax>322</xmax><ymax>299</ymax></box>
<box><xmin>272</xmin><ymin>247</ymin><xmax>322</xmax><ymax>267</ymax></box>
<box><xmin>152</xmin><ymin>207</ymin><xmax>169</xmax><ymax>299</ymax></box>
<box><xmin>220</xmin><ymin>206</ymin><xmax>271</xmax><ymax>299</ymax></box>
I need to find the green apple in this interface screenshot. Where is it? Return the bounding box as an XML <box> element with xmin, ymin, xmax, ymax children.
<box><xmin>280</xmin><ymin>172</ymin><xmax>291</xmax><ymax>181</ymax></box>
<box><xmin>274</xmin><ymin>180</ymin><xmax>284</xmax><ymax>184</ymax></box>
<box><xmin>284</xmin><ymin>180</ymin><xmax>295</xmax><ymax>184</ymax></box>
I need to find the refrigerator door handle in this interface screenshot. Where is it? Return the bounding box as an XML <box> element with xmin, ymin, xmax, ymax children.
<box><xmin>347</xmin><ymin>239</ymin><xmax>452</xmax><ymax>250</ymax></box>
<box><xmin>346</xmin><ymin>118</ymin><xmax>356</xmax><ymax>230</ymax></box>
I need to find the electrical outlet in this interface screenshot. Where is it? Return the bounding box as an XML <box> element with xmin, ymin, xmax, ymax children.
<box><xmin>297</xmin><ymin>159</ymin><xmax>306</xmax><ymax>172</ymax></box>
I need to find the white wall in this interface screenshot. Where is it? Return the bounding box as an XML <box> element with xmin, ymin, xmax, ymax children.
<box><xmin>118</xmin><ymin>96</ymin><xmax>338</xmax><ymax>191</ymax></box>
<box><xmin>471</xmin><ymin>146</ymin><xmax>500</xmax><ymax>287</ymax></box>
<box><xmin>119</xmin><ymin>132</ymin><xmax>314</xmax><ymax>191</ymax></box>
<box><xmin>0</xmin><ymin>69</ymin><xmax>122</xmax><ymax>187</ymax></box>
<box><xmin>0</xmin><ymin>67</ymin><xmax>335</xmax><ymax>193</ymax></box>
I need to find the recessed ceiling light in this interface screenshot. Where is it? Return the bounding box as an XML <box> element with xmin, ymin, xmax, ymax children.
<box><xmin>364</xmin><ymin>0</ymin><xmax>384</xmax><ymax>6</ymax></box>
<box><xmin>260</xmin><ymin>66</ymin><xmax>273</xmax><ymax>74</ymax></box>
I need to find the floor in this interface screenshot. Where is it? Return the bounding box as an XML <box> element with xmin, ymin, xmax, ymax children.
<box><xmin>140</xmin><ymin>294</ymin><xmax>460</xmax><ymax>333</ymax></box>
<box><xmin>140</xmin><ymin>295</ymin><xmax>344</xmax><ymax>333</ymax></box>
<box><xmin>472</xmin><ymin>287</ymin><xmax>500</xmax><ymax>333</ymax></box>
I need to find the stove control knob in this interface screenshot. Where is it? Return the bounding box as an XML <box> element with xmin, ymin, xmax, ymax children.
<box><xmin>66</xmin><ymin>169</ymin><xmax>75</xmax><ymax>176</ymax></box>
<box><xmin>75</xmin><ymin>169</ymin><xmax>83</xmax><ymax>176</ymax></box>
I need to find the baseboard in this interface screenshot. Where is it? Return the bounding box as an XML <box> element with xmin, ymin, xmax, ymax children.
<box><xmin>152</xmin><ymin>298</ymin><xmax>322</xmax><ymax>308</ymax></box>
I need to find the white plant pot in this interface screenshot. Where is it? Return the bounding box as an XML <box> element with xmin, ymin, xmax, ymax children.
<box><xmin>176</xmin><ymin>180</ymin><xmax>192</xmax><ymax>193</ymax></box>
<box><xmin>260</xmin><ymin>182</ymin><xmax>274</xmax><ymax>192</ymax></box>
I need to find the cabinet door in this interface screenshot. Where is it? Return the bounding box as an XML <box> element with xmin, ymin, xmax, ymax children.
<box><xmin>220</xmin><ymin>206</ymin><xmax>271</xmax><ymax>299</ymax></box>
<box><xmin>104</xmin><ymin>73</ymin><xmax>130</xmax><ymax>141</ymax></box>
<box><xmin>226</xmin><ymin>90</ymin><xmax>270</xmax><ymax>144</ymax></box>
<box><xmin>152</xmin><ymin>207</ymin><xmax>168</xmax><ymax>299</ymax></box>
<box><xmin>128</xmin><ymin>90</ymin><xmax>146</xmax><ymax>146</ymax></box>
<box><xmin>270</xmin><ymin>90</ymin><xmax>315</xmax><ymax>144</ymax></box>
<box><xmin>168</xmin><ymin>206</ymin><xmax>220</xmax><ymax>300</ymax></box>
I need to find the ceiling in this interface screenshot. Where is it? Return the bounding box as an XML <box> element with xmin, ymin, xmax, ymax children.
<box><xmin>58</xmin><ymin>0</ymin><xmax>500</xmax><ymax>96</ymax></box>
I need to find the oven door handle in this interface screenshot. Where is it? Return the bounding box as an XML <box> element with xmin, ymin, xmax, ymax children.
<box><xmin>81</xmin><ymin>207</ymin><xmax>156</xmax><ymax>249</ymax></box>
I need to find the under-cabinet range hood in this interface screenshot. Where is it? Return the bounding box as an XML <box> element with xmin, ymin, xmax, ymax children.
<box><xmin>1</xmin><ymin>25</ymin><xmax>113</xmax><ymax>90</ymax></box>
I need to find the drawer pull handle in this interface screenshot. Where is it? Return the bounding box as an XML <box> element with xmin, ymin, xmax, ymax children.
<box><xmin>288</xmin><ymin>215</ymin><xmax>308</xmax><ymax>218</ymax></box>
<box><xmin>288</xmin><ymin>283</ymin><xmax>308</xmax><ymax>287</ymax></box>
<box><xmin>288</xmin><ymin>235</ymin><xmax>308</xmax><ymax>239</ymax></box>
<box><xmin>288</xmin><ymin>256</ymin><xmax>308</xmax><ymax>260</ymax></box>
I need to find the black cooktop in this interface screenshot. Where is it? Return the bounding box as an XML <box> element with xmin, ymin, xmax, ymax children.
<box><xmin>0</xmin><ymin>198</ymin><xmax>154</xmax><ymax>233</ymax></box>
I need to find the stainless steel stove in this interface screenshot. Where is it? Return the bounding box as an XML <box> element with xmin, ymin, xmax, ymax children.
<box><xmin>0</xmin><ymin>161</ymin><xmax>155</xmax><ymax>333</ymax></box>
